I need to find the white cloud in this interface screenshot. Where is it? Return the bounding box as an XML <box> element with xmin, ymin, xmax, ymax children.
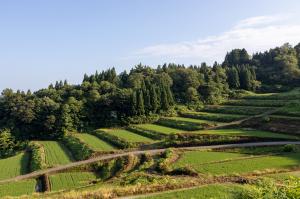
<box><xmin>131</xmin><ymin>14</ymin><xmax>300</xmax><ymax>64</ymax></box>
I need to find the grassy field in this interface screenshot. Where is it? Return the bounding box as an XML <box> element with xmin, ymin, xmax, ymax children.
<box><xmin>134</xmin><ymin>124</ymin><xmax>182</xmax><ymax>135</ymax></box>
<box><xmin>76</xmin><ymin>133</ymin><xmax>116</xmax><ymax>151</ymax></box>
<box><xmin>0</xmin><ymin>152</ymin><xmax>30</xmax><ymax>180</ymax></box>
<box><xmin>39</xmin><ymin>141</ymin><xmax>73</xmax><ymax>167</ymax></box>
<box><xmin>180</xmin><ymin>111</ymin><xmax>246</xmax><ymax>122</ymax></box>
<box><xmin>244</xmin><ymin>88</ymin><xmax>300</xmax><ymax>100</ymax></box>
<box><xmin>189</xmin><ymin>153</ymin><xmax>300</xmax><ymax>175</ymax></box>
<box><xmin>0</xmin><ymin>179</ymin><xmax>36</xmax><ymax>197</ymax></box>
<box><xmin>142</xmin><ymin>184</ymin><xmax>243</xmax><ymax>199</ymax></box>
<box><xmin>49</xmin><ymin>172</ymin><xmax>98</xmax><ymax>192</ymax></box>
<box><xmin>103</xmin><ymin>129</ymin><xmax>155</xmax><ymax>143</ymax></box>
<box><xmin>173</xmin><ymin>151</ymin><xmax>247</xmax><ymax>168</ymax></box>
<box><xmin>194</xmin><ymin>129</ymin><xmax>298</xmax><ymax>139</ymax></box>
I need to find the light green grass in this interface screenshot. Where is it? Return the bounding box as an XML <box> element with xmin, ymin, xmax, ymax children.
<box><xmin>165</xmin><ymin>117</ymin><xmax>224</xmax><ymax>125</ymax></box>
<box><xmin>0</xmin><ymin>179</ymin><xmax>36</xmax><ymax>197</ymax></box>
<box><xmin>174</xmin><ymin>151</ymin><xmax>246</xmax><ymax>168</ymax></box>
<box><xmin>103</xmin><ymin>129</ymin><xmax>155</xmax><ymax>143</ymax></box>
<box><xmin>266</xmin><ymin>171</ymin><xmax>300</xmax><ymax>181</ymax></box>
<box><xmin>141</xmin><ymin>184</ymin><xmax>243</xmax><ymax>199</ymax></box>
<box><xmin>224</xmin><ymin>99</ymin><xmax>288</xmax><ymax>107</ymax></box>
<box><xmin>39</xmin><ymin>141</ymin><xmax>73</xmax><ymax>167</ymax></box>
<box><xmin>49</xmin><ymin>172</ymin><xmax>98</xmax><ymax>191</ymax></box>
<box><xmin>202</xmin><ymin>105</ymin><xmax>272</xmax><ymax>116</ymax></box>
<box><xmin>194</xmin><ymin>129</ymin><xmax>298</xmax><ymax>139</ymax></box>
<box><xmin>0</xmin><ymin>152</ymin><xmax>29</xmax><ymax>180</ymax></box>
<box><xmin>135</xmin><ymin>124</ymin><xmax>182</xmax><ymax>134</ymax></box>
<box><xmin>76</xmin><ymin>133</ymin><xmax>115</xmax><ymax>151</ymax></box>
<box><xmin>193</xmin><ymin>153</ymin><xmax>300</xmax><ymax>175</ymax></box>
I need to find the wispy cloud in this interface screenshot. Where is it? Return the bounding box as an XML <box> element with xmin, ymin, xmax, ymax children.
<box><xmin>130</xmin><ymin>14</ymin><xmax>300</xmax><ymax>64</ymax></box>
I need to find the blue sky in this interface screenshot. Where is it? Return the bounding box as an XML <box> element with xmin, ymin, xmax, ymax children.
<box><xmin>1</xmin><ymin>0</ymin><xmax>300</xmax><ymax>91</ymax></box>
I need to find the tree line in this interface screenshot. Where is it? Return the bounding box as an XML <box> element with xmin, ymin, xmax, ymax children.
<box><xmin>0</xmin><ymin>42</ymin><xmax>299</xmax><ymax>140</ymax></box>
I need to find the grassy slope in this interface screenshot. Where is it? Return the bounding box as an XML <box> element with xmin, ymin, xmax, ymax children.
<box><xmin>76</xmin><ymin>133</ymin><xmax>115</xmax><ymax>151</ymax></box>
<box><xmin>39</xmin><ymin>141</ymin><xmax>73</xmax><ymax>167</ymax></box>
<box><xmin>142</xmin><ymin>184</ymin><xmax>243</xmax><ymax>199</ymax></box>
<box><xmin>49</xmin><ymin>172</ymin><xmax>98</xmax><ymax>192</ymax></box>
<box><xmin>103</xmin><ymin>129</ymin><xmax>155</xmax><ymax>143</ymax></box>
<box><xmin>0</xmin><ymin>179</ymin><xmax>36</xmax><ymax>197</ymax></box>
<box><xmin>135</xmin><ymin>124</ymin><xmax>182</xmax><ymax>134</ymax></box>
<box><xmin>0</xmin><ymin>152</ymin><xmax>30</xmax><ymax>180</ymax></box>
<box><xmin>194</xmin><ymin>129</ymin><xmax>298</xmax><ymax>139</ymax></box>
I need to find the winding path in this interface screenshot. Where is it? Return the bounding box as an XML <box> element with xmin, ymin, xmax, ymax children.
<box><xmin>1</xmin><ymin>141</ymin><xmax>300</xmax><ymax>184</ymax></box>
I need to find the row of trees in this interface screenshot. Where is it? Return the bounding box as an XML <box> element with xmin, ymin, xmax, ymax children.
<box><xmin>0</xmin><ymin>42</ymin><xmax>299</xmax><ymax>140</ymax></box>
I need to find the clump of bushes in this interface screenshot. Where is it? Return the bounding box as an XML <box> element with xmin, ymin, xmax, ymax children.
<box><xmin>28</xmin><ymin>142</ymin><xmax>46</xmax><ymax>171</ymax></box>
<box><xmin>91</xmin><ymin>130</ymin><xmax>135</xmax><ymax>149</ymax></box>
<box><xmin>126</xmin><ymin>126</ymin><xmax>165</xmax><ymax>140</ymax></box>
<box><xmin>0</xmin><ymin>129</ymin><xmax>26</xmax><ymax>158</ymax></box>
<box><xmin>61</xmin><ymin>134</ymin><xmax>94</xmax><ymax>160</ymax></box>
<box><xmin>156</xmin><ymin>149</ymin><xmax>176</xmax><ymax>174</ymax></box>
<box><xmin>282</xmin><ymin>144</ymin><xmax>298</xmax><ymax>153</ymax></box>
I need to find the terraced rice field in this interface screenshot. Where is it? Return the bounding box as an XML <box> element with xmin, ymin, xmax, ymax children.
<box><xmin>164</xmin><ymin>117</ymin><xmax>224</xmax><ymax>125</ymax></box>
<box><xmin>76</xmin><ymin>133</ymin><xmax>115</xmax><ymax>151</ymax></box>
<box><xmin>0</xmin><ymin>179</ymin><xmax>36</xmax><ymax>197</ymax></box>
<box><xmin>39</xmin><ymin>141</ymin><xmax>73</xmax><ymax>167</ymax></box>
<box><xmin>49</xmin><ymin>172</ymin><xmax>98</xmax><ymax>191</ymax></box>
<box><xmin>202</xmin><ymin>105</ymin><xmax>273</xmax><ymax>116</ymax></box>
<box><xmin>173</xmin><ymin>151</ymin><xmax>247</xmax><ymax>168</ymax></box>
<box><xmin>0</xmin><ymin>152</ymin><xmax>30</xmax><ymax>180</ymax></box>
<box><xmin>135</xmin><ymin>124</ymin><xmax>182</xmax><ymax>134</ymax></box>
<box><xmin>177</xmin><ymin>152</ymin><xmax>300</xmax><ymax>175</ymax></box>
<box><xmin>103</xmin><ymin>129</ymin><xmax>155</xmax><ymax>143</ymax></box>
<box><xmin>142</xmin><ymin>184</ymin><xmax>243</xmax><ymax>199</ymax></box>
<box><xmin>223</xmin><ymin>99</ymin><xmax>289</xmax><ymax>107</ymax></box>
<box><xmin>194</xmin><ymin>129</ymin><xmax>298</xmax><ymax>139</ymax></box>
<box><xmin>180</xmin><ymin>111</ymin><xmax>246</xmax><ymax>122</ymax></box>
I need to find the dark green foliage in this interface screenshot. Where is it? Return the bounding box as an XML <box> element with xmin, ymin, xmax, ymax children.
<box><xmin>61</xmin><ymin>134</ymin><xmax>93</xmax><ymax>160</ymax></box>
<box><xmin>0</xmin><ymin>129</ymin><xmax>25</xmax><ymax>158</ymax></box>
<box><xmin>28</xmin><ymin>142</ymin><xmax>46</xmax><ymax>171</ymax></box>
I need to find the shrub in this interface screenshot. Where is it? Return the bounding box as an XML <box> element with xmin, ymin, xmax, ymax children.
<box><xmin>28</xmin><ymin>142</ymin><xmax>46</xmax><ymax>171</ymax></box>
<box><xmin>0</xmin><ymin>129</ymin><xmax>26</xmax><ymax>158</ymax></box>
<box><xmin>282</xmin><ymin>144</ymin><xmax>297</xmax><ymax>153</ymax></box>
<box><xmin>61</xmin><ymin>134</ymin><xmax>94</xmax><ymax>160</ymax></box>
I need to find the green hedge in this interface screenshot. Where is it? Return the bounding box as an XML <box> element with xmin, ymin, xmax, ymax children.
<box><xmin>91</xmin><ymin>130</ymin><xmax>134</xmax><ymax>149</ymax></box>
<box><xmin>28</xmin><ymin>142</ymin><xmax>46</xmax><ymax>171</ymax></box>
<box><xmin>61</xmin><ymin>134</ymin><xmax>93</xmax><ymax>160</ymax></box>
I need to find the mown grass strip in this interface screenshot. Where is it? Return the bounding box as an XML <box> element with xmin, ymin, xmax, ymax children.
<box><xmin>223</xmin><ymin>99</ymin><xmax>289</xmax><ymax>107</ymax></box>
<box><xmin>0</xmin><ymin>152</ymin><xmax>30</xmax><ymax>180</ymax></box>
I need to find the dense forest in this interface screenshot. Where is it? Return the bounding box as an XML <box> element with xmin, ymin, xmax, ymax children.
<box><xmin>0</xmin><ymin>42</ymin><xmax>299</xmax><ymax>141</ymax></box>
